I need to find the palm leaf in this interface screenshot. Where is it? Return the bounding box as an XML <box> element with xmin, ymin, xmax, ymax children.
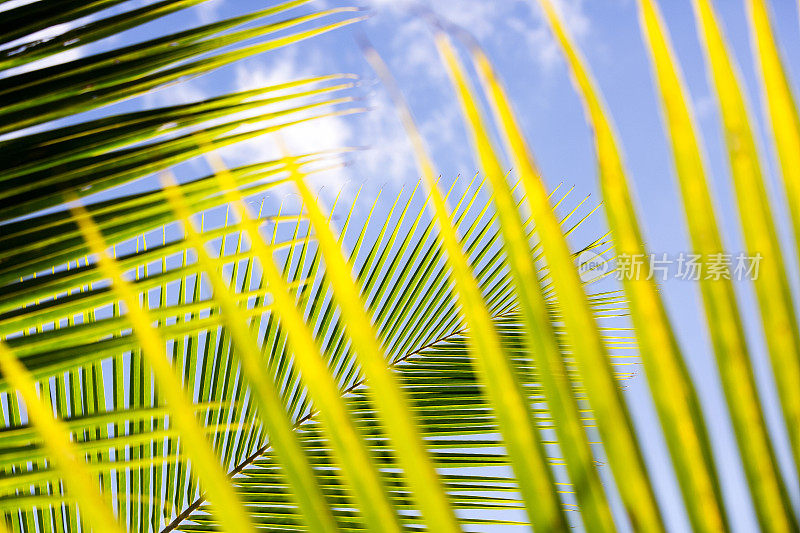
<box><xmin>4</xmin><ymin>1</ymin><xmax>799</xmax><ymax>531</ymax></box>
<box><xmin>537</xmin><ymin>1</ymin><xmax>730</xmax><ymax>530</ymax></box>
<box><xmin>461</xmin><ymin>31</ymin><xmax>665</xmax><ymax>532</ymax></box>
<box><xmin>691</xmin><ymin>0</ymin><xmax>800</xmax><ymax>481</ymax></box>
<box><xmin>0</xmin><ymin>341</ymin><xmax>122</xmax><ymax>533</ymax></box>
<box><xmin>70</xmin><ymin>199</ymin><xmax>256</xmax><ymax>531</ymax></box>
<box><xmin>367</xmin><ymin>34</ymin><xmax>572</xmax><ymax>531</ymax></box>
<box><xmin>3</xmin><ymin>169</ymin><xmax>622</xmax><ymax>530</ymax></box>
<box><xmin>169</xmin><ymin>182</ymin><xmax>631</xmax><ymax>531</ymax></box>
<box><xmin>638</xmin><ymin>1</ymin><xmax>797</xmax><ymax>529</ymax></box>
<box><xmin>163</xmin><ymin>167</ymin><xmax>402</xmax><ymax>532</ymax></box>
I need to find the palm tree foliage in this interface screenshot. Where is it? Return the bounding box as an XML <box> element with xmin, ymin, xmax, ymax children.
<box><xmin>0</xmin><ymin>0</ymin><xmax>798</xmax><ymax>532</ymax></box>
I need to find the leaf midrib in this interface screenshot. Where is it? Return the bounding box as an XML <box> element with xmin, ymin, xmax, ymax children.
<box><xmin>160</xmin><ymin>322</ymin><xmax>472</xmax><ymax>532</ymax></box>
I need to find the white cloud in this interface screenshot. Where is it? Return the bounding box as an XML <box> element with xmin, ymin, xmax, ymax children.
<box><xmin>694</xmin><ymin>94</ymin><xmax>716</xmax><ymax>121</ymax></box>
<box><xmin>355</xmin><ymin>89</ymin><xmax>417</xmax><ymax>185</ymax></box>
<box><xmin>326</xmin><ymin>0</ymin><xmax>595</xmax><ymax>186</ymax></box>
<box><xmin>142</xmin><ymin>80</ymin><xmax>208</xmax><ymax>107</ymax></box>
<box><xmin>196</xmin><ymin>0</ymin><xmax>225</xmax><ymax>24</ymax></box>
<box><xmin>364</xmin><ymin>0</ymin><xmax>590</xmax><ymax>71</ymax></box>
<box><xmin>216</xmin><ymin>48</ymin><xmax>358</xmax><ymax>202</ymax></box>
<box><xmin>137</xmin><ymin>43</ymin><xmax>360</xmax><ymax>200</ymax></box>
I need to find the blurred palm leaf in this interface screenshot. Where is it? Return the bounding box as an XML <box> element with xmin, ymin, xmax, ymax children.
<box><xmin>2</xmin><ymin>0</ymin><xmax>800</xmax><ymax>532</ymax></box>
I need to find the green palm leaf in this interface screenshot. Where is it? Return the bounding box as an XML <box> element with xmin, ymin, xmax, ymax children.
<box><xmin>4</xmin><ymin>1</ymin><xmax>800</xmax><ymax>531</ymax></box>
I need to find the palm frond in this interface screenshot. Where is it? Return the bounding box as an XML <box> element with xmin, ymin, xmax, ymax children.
<box><xmin>537</xmin><ymin>1</ymin><xmax>730</xmax><ymax>530</ymax></box>
<box><xmin>638</xmin><ymin>1</ymin><xmax>797</xmax><ymax>529</ymax></box>
<box><xmin>691</xmin><ymin>0</ymin><xmax>800</xmax><ymax>483</ymax></box>
<box><xmin>5</xmin><ymin>1</ymin><xmax>799</xmax><ymax>531</ymax></box>
<box><xmin>168</xmin><ymin>186</ymin><xmax>628</xmax><ymax>531</ymax></box>
<box><xmin>3</xmin><ymin>167</ymin><xmax>621</xmax><ymax>530</ymax></box>
<box><xmin>366</xmin><ymin>35</ymin><xmax>571</xmax><ymax>531</ymax></box>
<box><xmin>461</xmin><ymin>31</ymin><xmax>665</xmax><ymax>533</ymax></box>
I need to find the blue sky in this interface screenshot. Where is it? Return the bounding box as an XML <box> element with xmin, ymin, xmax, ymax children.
<box><xmin>4</xmin><ymin>0</ymin><xmax>800</xmax><ymax>531</ymax></box>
